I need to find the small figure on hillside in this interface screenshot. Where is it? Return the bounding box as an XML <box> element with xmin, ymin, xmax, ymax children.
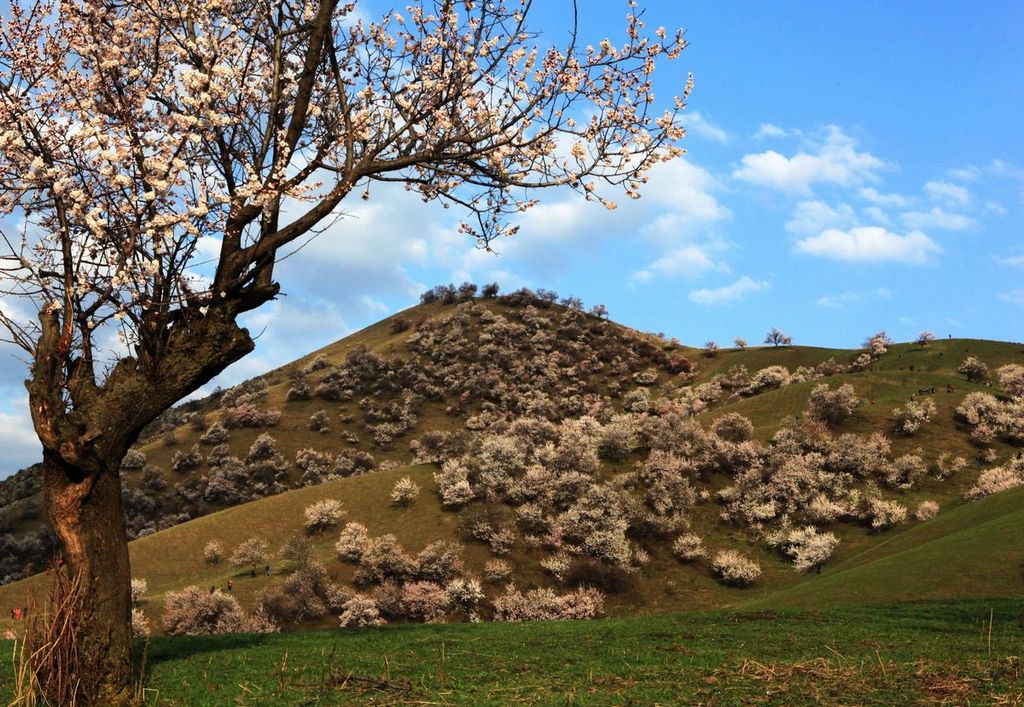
<box><xmin>250</xmin><ymin>568</ymin><xmax>256</xmax><ymax>577</ymax></box>
<box><xmin>264</xmin><ymin>564</ymin><xmax>271</xmax><ymax>576</ymax></box>
<box><xmin>209</xmin><ymin>585</ymin><xmax>215</xmax><ymax>595</ymax></box>
<box><xmin>9</xmin><ymin>608</ymin><xmax>15</xmax><ymax>620</ymax></box>
<box><xmin>13</xmin><ymin>607</ymin><xmax>22</xmax><ymax>621</ymax></box>
<box><xmin>227</xmin><ymin>580</ymin><xmax>233</xmax><ymax>591</ymax></box>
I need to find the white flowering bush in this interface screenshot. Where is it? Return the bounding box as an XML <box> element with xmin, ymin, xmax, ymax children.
<box><xmin>354</xmin><ymin>534</ymin><xmax>413</xmax><ymax>585</ymax></box>
<box><xmin>492</xmin><ymin>585</ymin><xmax>605</xmax><ymax>621</ymax></box>
<box><xmin>540</xmin><ymin>552</ymin><xmax>572</xmax><ymax>581</ymax></box>
<box><xmin>883</xmin><ymin>453</ymin><xmax>927</xmax><ymax>491</ymax></box>
<box><xmin>163</xmin><ymin>587</ymin><xmax>276</xmax><ymax>635</ymax></box>
<box><xmin>865</xmin><ymin>498</ymin><xmax>907</xmax><ymax>530</ymax></box>
<box><xmin>199</xmin><ymin>422</ymin><xmax>230</xmax><ymax>445</ymax></box>
<box><xmin>772</xmin><ymin>526</ymin><xmax>839</xmax><ymax>573</ymax></box>
<box><xmin>401</xmin><ymin>581</ymin><xmax>449</xmax><ymax>622</ymax></box>
<box><xmin>229</xmin><ymin>537</ymin><xmax>269</xmax><ymax>571</ymax></box>
<box><xmin>744</xmin><ymin>366</ymin><xmax>791</xmax><ymax>396</ymax></box>
<box><xmin>203</xmin><ymin>540</ymin><xmax>225</xmax><ymax>565</ymax></box>
<box><xmin>120</xmin><ymin>449</ymin><xmax>146</xmax><ymax>471</ymax></box>
<box><xmin>965</xmin><ymin>458</ymin><xmax>1024</xmax><ymax>500</ymax></box>
<box><xmin>997</xmin><ymin>364</ymin><xmax>1024</xmax><ymax>398</ymax></box>
<box><xmin>304</xmin><ymin>499</ymin><xmax>345</xmax><ymax>534</ymax></box>
<box><xmin>807</xmin><ymin>384</ymin><xmax>860</xmax><ymax>426</ymax></box>
<box><xmin>414</xmin><ymin>541</ymin><xmax>465</xmax><ymax>583</ymax></box>
<box><xmin>130</xmin><ymin>578</ymin><xmax>148</xmax><ymax>605</ymax></box>
<box><xmin>484</xmin><ymin>559</ymin><xmax>513</xmax><ymax>583</ymax></box>
<box><xmin>131</xmin><ymin>608</ymin><xmax>151</xmax><ymax>638</ymax></box>
<box><xmin>390</xmin><ymin>477</ymin><xmax>422</xmax><ymax>506</ymax></box>
<box><xmin>445</xmin><ymin>577</ymin><xmax>485</xmax><ymax>619</ymax></box>
<box><xmin>335</xmin><ymin>522</ymin><xmax>370</xmax><ymax>562</ymax></box>
<box><xmin>671</xmin><ymin>533</ymin><xmax>707</xmax><ymax>562</ymax></box>
<box><xmin>434</xmin><ymin>460</ymin><xmax>475</xmax><ymax>508</ymax></box>
<box><xmin>934</xmin><ymin>452</ymin><xmax>967</xmax><ymax>480</ymax></box>
<box><xmin>710</xmin><ymin>550</ymin><xmax>761</xmax><ymax>586</ymax></box>
<box><xmin>710</xmin><ymin>413</ymin><xmax>754</xmax><ymax>443</ymax></box>
<box><xmin>958</xmin><ymin>356</ymin><xmax>989</xmax><ymax>383</ymax></box>
<box><xmin>891</xmin><ymin>398</ymin><xmax>936</xmax><ymax>436</ymax></box>
<box><xmin>914</xmin><ymin>501</ymin><xmax>940</xmax><ymax>521</ymax></box>
<box><xmin>338</xmin><ymin>595</ymin><xmax>385</xmax><ymax>627</ymax></box>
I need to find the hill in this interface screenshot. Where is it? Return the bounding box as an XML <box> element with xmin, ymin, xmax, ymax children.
<box><xmin>1</xmin><ymin>288</ymin><xmax>1022</xmax><ymax>633</ymax></box>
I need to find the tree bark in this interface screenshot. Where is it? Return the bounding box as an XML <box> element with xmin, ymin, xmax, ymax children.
<box><xmin>29</xmin><ymin>301</ymin><xmax>274</xmax><ymax>704</ymax></box>
<box><xmin>41</xmin><ymin>450</ymin><xmax>133</xmax><ymax>705</ymax></box>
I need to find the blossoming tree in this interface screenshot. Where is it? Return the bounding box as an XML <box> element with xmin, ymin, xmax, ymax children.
<box><xmin>0</xmin><ymin>0</ymin><xmax>688</xmax><ymax>699</ymax></box>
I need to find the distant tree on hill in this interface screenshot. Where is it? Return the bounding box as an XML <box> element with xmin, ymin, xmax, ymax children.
<box><xmin>703</xmin><ymin>341</ymin><xmax>719</xmax><ymax>358</ymax></box>
<box><xmin>864</xmin><ymin>331</ymin><xmax>891</xmax><ymax>358</ymax></box>
<box><xmin>734</xmin><ymin>337</ymin><xmax>748</xmax><ymax>349</ymax></box>
<box><xmin>590</xmin><ymin>304</ymin><xmax>610</xmax><ymax>320</ymax></box>
<box><xmin>764</xmin><ymin>328</ymin><xmax>792</xmax><ymax>347</ymax></box>
<box><xmin>958</xmin><ymin>356</ymin><xmax>989</xmax><ymax>383</ymax></box>
<box><xmin>915</xmin><ymin>331</ymin><xmax>935</xmax><ymax>347</ymax></box>
<box><xmin>481</xmin><ymin>283</ymin><xmax>501</xmax><ymax>300</ymax></box>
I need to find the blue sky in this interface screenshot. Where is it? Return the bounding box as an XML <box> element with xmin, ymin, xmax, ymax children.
<box><xmin>1</xmin><ymin>1</ymin><xmax>1022</xmax><ymax>473</ymax></box>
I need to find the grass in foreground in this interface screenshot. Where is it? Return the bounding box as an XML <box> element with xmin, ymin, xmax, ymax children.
<box><xmin>6</xmin><ymin>598</ymin><xmax>1019</xmax><ymax>705</ymax></box>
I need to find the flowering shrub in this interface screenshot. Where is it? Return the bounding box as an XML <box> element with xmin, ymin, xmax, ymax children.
<box><xmin>245</xmin><ymin>433</ymin><xmax>279</xmax><ymax>463</ymax></box>
<box><xmin>710</xmin><ymin>550</ymin><xmax>761</xmax><ymax>586</ymax></box>
<box><xmin>120</xmin><ymin>449</ymin><xmax>146</xmax><ymax>471</ymax></box>
<box><xmin>434</xmin><ymin>461</ymin><xmax>475</xmax><ymax>508</ymax></box>
<box><xmin>622</xmin><ymin>388</ymin><xmax>650</xmax><ymax>413</ymax></box>
<box><xmin>710</xmin><ymin>413</ymin><xmax>754</xmax><ymax>443</ymax></box>
<box><xmin>203</xmin><ymin>540</ymin><xmax>225</xmax><ymax>565</ymax></box>
<box><xmin>484</xmin><ymin>559</ymin><xmax>513</xmax><ymax>583</ymax></box>
<box><xmin>891</xmin><ymin>398</ymin><xmax>936</xmax><ymax>436</ymax></box>
<box><xmin>199</xmin><ymin>422</ymin><xmax>230</xmax><ymax>445</ymax></box>
<box><xmin>540</xmin><ymin>552</ymin><xmax>572</xmax><ymax>581</ymax></box>
<box><xmin>390</xmin><ymin>477</ymin><xmax>422</xmax><ymax>506</ymax></box>
<box><xmin>770</xmin><ymin>526</ymin><xmax>839</xmax><ymax>572</ymax></box>
<box><xmin>229</xmin><ymin>537</ymin><xmax>269</xmax><ymax>571</ymax></box>
<box><xmin>997</xmin><ymin>364</ymin><xmax>1024</xmax><ymax>398</ymax></box>
<box><xmin>355</xmin><ymin>534</ymin><xmax>413</xmax><ymax>585</ymax></box>
<box><xmin>492</xmin><ymin>584</ymin><xmax>605</xmax><ymax>621</ymax></box>
<box><xmin>446</xmin><ymin>577</ymin><xmax>484</xmax><ymax>618</ymax></box>
<box><xmin>338</xmin><ymin>595</ymin><xmax>385</xmax><ymax>627</ymax></box>
<box><xmin>883</xmin><ymin>453</ymin><xmax>928</xmax><ymax>491</ymax></box>
<box><xmin>170</xmin><ymin>444</ymin><xmax>202</xmax><ymax>474</ymax></box>
<box><xmin>414</xmin><ymin>541</ymin><xmax>465</xmax><ymax>583</ymax></box>
<box><xmin>335</xmin><ymin>522</ymin><xmax>369</xmax><ymax>562</ymax></box>
<box><xmin>671</xmin><ymin>533</ymin><xmax>707</xmax><ymax>562</ymax></box>
<box><xmin>304</xmin><ymin>499</ymin><xmax>345</xmax><ymax>534</ymax></box>
<box><xmin>131</xmin><ymin>578</ymin><xmax>148</xmax><ymax>604</ymax></box>
<box><xmin>223</xmin><ymin>403</ymin><xmax>281</xmax><ymax>428</ymax></box>
<box><xmin>934</xmin><ymin>452</ymin><xmax>967</xmax><ymax>480</ymax></box>
<box><xmin>965</xmin><ymin>458</ymin><xmax>1024</xmax><ymax>500</ymax></box>
<box><xmin>131</xmin><ymin>608</ymin><xmax>151</xmax><ymax>638</ymax></box>
<box><xmin>915</xmin><ymin>501</ymin><xmax>940</xmax><ymax>521</ymax></box>
<box><xmin>956</xmin><ymin>392</ymin><xmax>1001</xmax><ymax>426</ymax></box>
<box><xmin>958</xmin><ymin>356</ymin><xmax>989</xmax><ymax>383</ymax></box>
<box><xmin>864</xmin><ymin>498</ymin><xmax>907</xmax><ymax>530</ymax></box>
<box><xmin>744</xmin><ymin>366</ymin><xmax>791</xmax><ymax>396</ymax></box>
<box><xmin>308</xmin><ymin>410</ymin><xmax>330</xmax><ymax>432</ymax></box>
<box><xmin>807</xmin><ymin>384</ymin><xmax>860</xmax><ymax>426</ymax></box>
<box><xmin>401</xmin><ymin>581</ymin><xmax>449</xmax><ymax>622</ymax></box>
<box><xmin>163</xmin><ymin>586</ymin><xmax>276</xmax><ymax>635</ymax></box>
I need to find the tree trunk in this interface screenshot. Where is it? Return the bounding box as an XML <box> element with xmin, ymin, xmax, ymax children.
<box><xmin>41</xmin><ymin>451</ymin><xmax>133</xmax><ymax>704</ymax></box>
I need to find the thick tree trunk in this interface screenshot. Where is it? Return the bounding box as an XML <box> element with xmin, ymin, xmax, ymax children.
<box><xmin>41</xmin><ymin>450</ymin><xmax>133</xmax><ymax>705</ymax></box>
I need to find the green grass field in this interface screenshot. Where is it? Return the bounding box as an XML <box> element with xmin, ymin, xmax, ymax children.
<box><xmin>4</xmin><ymin>598</ymin><xmax>1021</xmax><ymax>705</ymax></box>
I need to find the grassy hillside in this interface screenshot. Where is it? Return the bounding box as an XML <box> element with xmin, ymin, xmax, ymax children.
<box><xmin>1</xmin><ymin>293</ymin><xmax>1022</xmax><ymax>636</ymax></box>
<box><xmin>4</xmin><ymin>598</ymin><xmax>1022</xmax><ymax>705</ymax></box>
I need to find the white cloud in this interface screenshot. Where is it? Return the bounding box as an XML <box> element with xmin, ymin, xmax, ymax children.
<box><xmin>859</xmin><ymin>187</ymin><xmax>908</xmax><ymax>208</ymax></box>
<box><xmin>900</xmin><ymin>207</ymin><xmax>974</xmax><ymax>231</ymax></box>
<box><xmin>689</xmin><ymin>276</ymin><xmax>769</xmax><ymax>305</ymax></box>
<box><xmin>947</xmin><ymin>166</ymin><xmax>981</xmax><ymax>182</ymax></box>
<box><xmin>924</xmin><ymin>180</ymin><xmax>971</xmax><ymax>206</ymax></box>
<box><xmin>753</xmin><ymin>123</ymin><xmax>790</xmax><ymax>140</ymax></box>
<box><xmin>1003</xmin><ymin>255</ymin><xmax>1024</xmax><ymax>267</ymax></box>
<box><xmin>816</xmin><ymin>287</ymin><xmax>892</xmax><ymax>309</ymax></box>
<box><xmin>796</xmin><ymin>226</ymin><xmax>940</xmax><ymax>265</ymax></box>
<box><xmin>632</xmin><ymin>245</ymin><xmax>729</xmax><ymax>284</ymax></box>
<box><xmin>862</xmin><ymin>206</ymin><xmax>890</xmax><ymax>224</ymax></box>
<box><xmin>785</xmin><ymin>200</ymin><xmax>857</xmax><ymax>235</ymax></box>
<box><xmin>1000</xmin><ymin>289</ymin><xmax>1024</xmax><ymax>306</ymax></box>
<box><xmin>733</xmin><ymin>126</ymin><xmax>886</xmax><ymax>195</ymax></box>
<box><xmin>686</xmin><ymin>112</ymin><xmax>730</xmax><ymax>144</ymax></box>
